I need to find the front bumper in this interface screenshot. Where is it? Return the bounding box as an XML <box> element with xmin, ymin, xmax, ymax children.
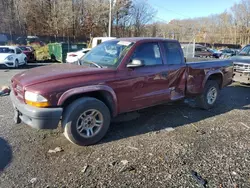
<box><xmin>0</xmin><ymin>61</ymin><xmax>15</xmax><ymax>68</ymax></box>
<box><xmin>233</xmin><ymin>72</ymin><xmax>250</xmax><ymax>84</ymax></box>
<box><xmin>10</xmin><ymin>92</ymin><xmax>63</xmax><ymax>129</ymax></box>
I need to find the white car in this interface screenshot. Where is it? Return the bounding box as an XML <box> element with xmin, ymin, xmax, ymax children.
<box><xmin>66</xmin><ymin>48</ymin><xmax>91</xmax><ymax>64</ymax></box>
<box><xmin>0</xmin><ymin>46</ymin><xmax>27</xmax><ymax>68</ymax></box>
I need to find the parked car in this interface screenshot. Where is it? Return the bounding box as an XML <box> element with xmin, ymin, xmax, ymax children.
<box><xmin>65</xmin><ymin>37</ymin><xmax>116</xmax><ymax>64</ymax></box>
<box><xmin>27</xmin><ymin>36</ymin><xmax>45</xmax><ymax>46</ymax></box>
<box><xmin>195</xmin><ymin>46</ymin><xmax>213</xmax><ymax>58</ymax></box>
<box><xmin>19</xmin><ymin>46</ymin><xmax>36</xmax><ymax>62</ymax></box>
<box><xmin>0</xmin><ymin>46</ymin><xmax>27</xmax><ymax>68</ymax></box>
<box><xmin>10</xmin><ymin>38</ymin><xmax>233</xmax><ymax>146</ymax></box>
<box><xmin>219</xmin><ymin>48</ymin><xmax>237</xmax><ymax>59</ymax></box>
<box><xmin>89</xmin><ymin>37</ymin><xmax>116</xmax><ymax>48</ymax></box>
<box><xmin>0</xmin><ymin>34</ymin><xmax>8</xmax><ymax>45</ymax></box>
<box><xmin>208</xmin><ymin>49</ymin><xmax>222</xmax><ymax>58</ymax></box>
<box><xmin>230</xmin><ymin>45</ymin><xmax>250</xmax><ymax>84</ymax></box>
<box><xmin>66</xmin><ymin>48</ymin><xmax>91</xmax><ymax>64</ymax></box>
<box><xmin>16</xmin><ymin>37</ymin><xmax>27</xmax><ymax>45</ymax></box>
<box><xmin>16</xmin><ymin>36</ymin><xmax>44</xmax><ymax>46</ymax></box>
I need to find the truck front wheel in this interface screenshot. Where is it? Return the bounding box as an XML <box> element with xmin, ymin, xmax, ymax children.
<box><xmin>62</xmin><ymin>97</ymin><xmax>111</xmax><ymax>146</ymax></box>
<box><xmin>197</xmin><ymin>80</ymin><xmax>219</xmax><ymax>109</ymax></box>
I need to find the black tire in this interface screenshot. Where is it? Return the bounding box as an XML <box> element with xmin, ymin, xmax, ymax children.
<box><xmin>24</xmin><ymin>57</ymin><xmax>27</xmax><ymax>65</ymax></box>
<box><xmin>15</xmin><ymin>59</ymin><xmax>19</xmax><ymax>68</ymax></box>
<box><xmin>196</xmin><ymin>80</ymin><xmax>219</xmax><ymax>110</ymax></box>
<box><xmin>62</xmin><ymin>97</ymin><xmax>111</xmax><ymax>146</ymax></box>
<box><xmin>51</xmin><ymin>54</ymin><xmax>56</xmax><ymax>62</ymax></box>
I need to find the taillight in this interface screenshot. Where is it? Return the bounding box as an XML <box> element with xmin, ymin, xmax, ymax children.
<box><xmin>69</xmin><ymin>54</ymin><xmax>77</xmax><ymax>57</ymax></box>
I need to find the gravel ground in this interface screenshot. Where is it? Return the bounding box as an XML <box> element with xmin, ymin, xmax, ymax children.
<box><xmin>0</xmin><ymin>67</ymin><xmax>250</xmax><ymax>188</ymax></box>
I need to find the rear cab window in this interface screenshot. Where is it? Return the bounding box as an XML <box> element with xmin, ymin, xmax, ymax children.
<box><xmin>163</xmin><ymin>42</ymin><xmax>183</xmax><ymax>65</ymax></box>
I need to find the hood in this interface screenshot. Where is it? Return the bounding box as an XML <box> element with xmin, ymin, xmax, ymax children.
<box><xmin>0</xmin><ymin>53</ymin><xmax>13</xmax><ymax>61</ymax></box>
<box><xmin>22</xmin><ymin>51</ymin><xmax>32</xmax><ymax>55</ymax></box>
<box><xmin>12</xmin><ymin>64</ymin><xmax>114</xmax><ymax>87</ymax></box>
<box><xmin>230</xmin><ymin>55</ymin><xmax>250</xmax><ymax>64</ymax></box>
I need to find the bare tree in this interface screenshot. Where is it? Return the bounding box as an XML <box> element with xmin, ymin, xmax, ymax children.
<box><xmin>130</xmin><ymin>0</ymin><xmax>156</xmax><ymax>36</ymax></box>
<box><xmin>0</xmin><ymin>0</ymin><xmax>249</xmax><ymax>46</ymax></box>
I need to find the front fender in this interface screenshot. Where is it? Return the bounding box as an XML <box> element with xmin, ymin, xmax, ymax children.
<box><xmin>58</xmin><ymin>85</ymin><xmax>118</xmax><ymax>116</ymax></box>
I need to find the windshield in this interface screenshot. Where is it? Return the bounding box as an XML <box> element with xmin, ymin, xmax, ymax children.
<box><xmin>19</xmin><ymin>46</ymin><xmax>29</xmax><ymax>51</ymax></box>
<box><xmin>80</xmin><ymin>40</ymin><xmax>134</xmax><ymax>68</ymax></box>
<box><xmin>0</xmin><ymin>47</ymin><xmax>15</xmax><ymax>53</ymax></box>
<box><xmin>239</xmin><ymin>45</ymin><xmax>250</xmax><ymax>56</ymax></box>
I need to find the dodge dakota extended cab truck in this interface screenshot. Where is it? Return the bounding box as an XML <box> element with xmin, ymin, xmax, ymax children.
<box><xmin>10</xmin><ymin>38</ymin><xmax>233</xmax><ymax>146</ymax></box>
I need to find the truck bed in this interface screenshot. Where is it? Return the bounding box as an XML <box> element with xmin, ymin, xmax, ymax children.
<box><xmin>186</xmin><ymin>57</ymin><xmax>217</xmax><ymax>62</ymax></box>
<box><xmin>185</xmin><ymin>59</ymin><xmax>233</xmax><ymax>96</ymax></box>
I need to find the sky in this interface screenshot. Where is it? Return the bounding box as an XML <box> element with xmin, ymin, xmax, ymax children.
<box><xmin>148</xmin><ymin>0</ymin><xmax>241</xmax><ymax>22</ymax></box>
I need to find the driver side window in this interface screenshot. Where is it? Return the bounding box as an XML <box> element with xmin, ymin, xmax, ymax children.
<box><xmin>132</xmin><ymin>42</ymin><xmax>162</xmax><ymax>66</ymax></box>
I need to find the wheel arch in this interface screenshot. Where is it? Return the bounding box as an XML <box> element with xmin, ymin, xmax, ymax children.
<box><xmin>203</xmin><ymin>71</ymin><xmax>223</xmax><ymax>89</ymax></box>
<box><xmin>58</xmin><ymin>85</ymin><xmax>118</xmax><ymax>117</ymax></box>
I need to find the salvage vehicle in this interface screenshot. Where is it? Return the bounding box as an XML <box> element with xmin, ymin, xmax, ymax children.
<box><xmin>10</xmin><ymin>38</ymin><xmax>233</xmax><ymax>146</ymax></box>
<box><xmin>19</xmin><ymin>46</ymin><xmax>36</xmax><ymax>62</ymax></box>
<box><xmin>231</xmin><ymin>44</ymin><xmax>250</xmax><ymax>84</ymax></box>
<box><xmin>66</xmin><ymin>37</ymin><xmax>116</xmax><ymax>64</ymax></box>
<box><xmin>66</xmin><ymin>48</ymin><xmax>91</xmax><ymax>64</ymax></box>
<box><xmin>208</xmin><ymin>49</ymin><xmax>222</xmax><ymax>58</ymax></box>
<box><xmin>0</xmin><ymin>46</ymin><xmax>27</xmax><ymax>68</ymax></box>
<box><xmin>195</xmin><ymin>45</ymin><xmax>213</xmax><ymax>58</ymax></box>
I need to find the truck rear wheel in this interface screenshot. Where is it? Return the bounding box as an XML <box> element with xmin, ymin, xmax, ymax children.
<box><xmin>62</xmin><ymin>97</ymin><xmax>111</xmax><ymax>146</ymax></box>
<box><xmin>196</xmin><ymin>80</ymin><xmax>219</xmax><ymax>109</ymax></box>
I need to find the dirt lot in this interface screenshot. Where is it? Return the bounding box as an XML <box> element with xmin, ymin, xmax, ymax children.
<box><xmin>0</xmin><ymin>67</ymin><xmax>250</xmax><ymax>188</ymax></box>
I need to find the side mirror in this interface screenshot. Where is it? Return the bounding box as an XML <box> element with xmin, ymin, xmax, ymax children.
<box><xmin>127</xmin><ymin>59</ymin><xmax>144</xmax><ymax>68</ymax></box>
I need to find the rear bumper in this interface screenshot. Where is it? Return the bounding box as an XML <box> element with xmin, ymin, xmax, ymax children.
<box><xmin>10</xmin><ymin>92</ymin><xmax>63</xmax><ymax>129</ymax></box>
<box><xmin>233</xmin><ymin>72</ymin><xmax>250</xmax><ymax>84</ymax></box>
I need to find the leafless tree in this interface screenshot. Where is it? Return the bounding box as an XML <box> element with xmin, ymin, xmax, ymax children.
<box><xmin>130</xmin><ymin>0</ymin><xmax>157</xmax><ymax>36</ymax></box>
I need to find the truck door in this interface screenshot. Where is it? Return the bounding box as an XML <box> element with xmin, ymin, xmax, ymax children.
<box><xmin>161</xmin><ymin>41</ymin><xmax>186</xmax><ymax>101</ymax></box>
<box><xmin>119</xmin><ymin>42</ymin><xmax>171</xmax><ymax>111</ymax></box>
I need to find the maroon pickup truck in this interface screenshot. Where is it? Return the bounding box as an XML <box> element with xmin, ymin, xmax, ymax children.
<box><xmin>10</xmin><ymin>38</ymin><xmax>233</xmax><ymax>146</ymax></box>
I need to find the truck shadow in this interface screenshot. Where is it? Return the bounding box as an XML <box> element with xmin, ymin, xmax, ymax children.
<box><xmin>102</xmin><ymin>84</ymin><xmax>250</xmax><ymax>144</ymax></box>
<box><xmin>0</xmin><ymin>137</ymin><xmax>12</xmax><ymax>173</ymax></box>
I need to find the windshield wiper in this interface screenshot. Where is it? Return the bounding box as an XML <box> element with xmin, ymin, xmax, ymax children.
<box><xmin>82</xmin><ymin>61</ymin><xmax>103</xmax><ymax>68</ymax></box>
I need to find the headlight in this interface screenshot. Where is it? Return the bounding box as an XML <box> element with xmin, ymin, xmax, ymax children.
<box><xmin>5</xmin><ymin>55</ymin><xmax>14</xmax><ymax>61</ymax></box>
<box><xmin>24</xmin><ymin>91</ymin><xmax>50</xmax><ymax>107</ymax></box>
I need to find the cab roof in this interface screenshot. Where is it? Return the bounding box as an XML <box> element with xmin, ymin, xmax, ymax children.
<box><xmin>112</xmin><ymin>37</ymin><xmax>178</xmax><ymax>43</ymax></box>
<box><xmin>0</xmin><ymin>46</ymin><xmax>16</xmax><ymax>49</ymax></box>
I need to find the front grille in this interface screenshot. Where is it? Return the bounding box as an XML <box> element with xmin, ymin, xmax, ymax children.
<box><xmin>11</xmin><ymin>79</ymin><xmax>24</xmax><ymax>101</ymax></box>
<box><xmin>234</xmin><ymin>63</ymin><xmax>250</xmax><ymax>73</ymax></box>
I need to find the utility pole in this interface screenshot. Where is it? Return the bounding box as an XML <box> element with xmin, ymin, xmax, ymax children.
<box><xmin>108</xmin><ymin>0</ymin><xmax>112</xmax><ymax>37</ymax></box>
<box><xmin>72</xmin><ymin>0</ymin><xmax>75</xmax><ymax>42</ymax></box>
